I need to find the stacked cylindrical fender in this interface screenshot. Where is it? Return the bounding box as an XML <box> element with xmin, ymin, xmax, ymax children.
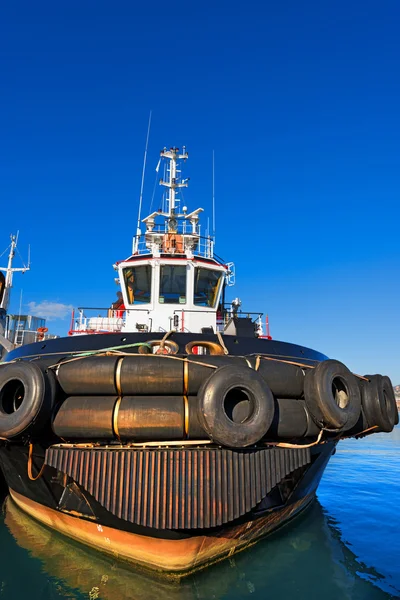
<box><xmin>53</xmin><ymin>395</ymin><xmax>205</xmax><ymax>441</ymax></box>
<box><xmin>0</xmin><ymin>355</ymin><xmax>397</xmax><ymax>445</ymax></box>
<box><xmin>52</xmin><ymin>355</ymin><xmax>316</xmax><ymax>446</ymax></box>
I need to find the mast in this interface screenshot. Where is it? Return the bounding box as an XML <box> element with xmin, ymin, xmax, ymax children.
<box><xmin>159</xmin><ymin>147</ymin><xmax>189</xmax><ymax>221</ymax></box>
<box><xmin>0</xmin><ymin>233</ymin><xmax>30</xmax><ymax>311</ymax></box>
<box><xmin>141</xmin><ymin>147</ymin><xmax>205</xmax><ymax>258</ymax></box>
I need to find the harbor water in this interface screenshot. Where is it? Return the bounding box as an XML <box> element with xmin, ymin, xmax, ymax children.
<box><xmin>0</xmin><ymin>425</ymin><xmax>399</xmax><ymax>600</ymax></box>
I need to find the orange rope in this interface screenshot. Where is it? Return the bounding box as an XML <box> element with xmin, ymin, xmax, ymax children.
<box><xmin>342</xmin><ymin>425</ymin><xmax>379</xmax><ymax>439</ymax></box>
<box><xmin>353</xmin><ymin>373</ymin><xmax>369</xmax><ymax>381</ymax></box>
<box><xmin>27</xmin><ymin>443</ymin><xmax>46</xmax><ymax>481</ymax></box>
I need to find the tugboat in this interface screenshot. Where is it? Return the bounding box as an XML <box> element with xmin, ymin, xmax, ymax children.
<box><xmin>0</xmin><ymin>148</ymin><xmax>397</xmax><ymax>576</ymax></box>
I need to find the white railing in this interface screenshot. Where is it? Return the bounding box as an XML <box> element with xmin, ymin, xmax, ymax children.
<box><xmin>131</xmin><ymin>230</ymin><xmax>215</xmax><ymax>260</ymax></box>
<box><xmin>69</xmin><ymin>308</ymin><xmax>124</xmax><ymax>335</ymax></box>
<box><xmin>5</xmin><ymin>329</ymin><xmax>58</xmax><ymax>347</ymax></box>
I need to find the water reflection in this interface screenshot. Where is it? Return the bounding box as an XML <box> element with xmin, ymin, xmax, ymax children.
<box><xmin>318</xmin><ymin>426</ymin><xmax>400</xmax><ymax>598</ymax></box>
<box><xmin>0</xmin><ymin>496</ymin><xmax>396</xmax><ymax>600</ymax></box>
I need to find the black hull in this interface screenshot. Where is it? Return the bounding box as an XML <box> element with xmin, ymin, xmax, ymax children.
<box><xmin>0</xmin><ymin>467</ymin><xmax>7</xmax><ymax>500</ymax></box>
<box><xmin>3</xmin><ymin>331</ymin><xmax>328</xmax><ymax>365</ymax></box>
<box><xmin>0</xmin><ymin>440</ymin><xmax>336</xmax><ymax>574</ymax></box>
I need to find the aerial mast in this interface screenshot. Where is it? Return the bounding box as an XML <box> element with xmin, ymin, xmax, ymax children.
<box><xmin>0</xmin><ymin>233</ymin><xmax>30</xmax><ymax>312</ymax></box>
<box><xmin>159</xmin><ymin>147</ymin><xmax>189</xmax><ymax>221</ymax></box>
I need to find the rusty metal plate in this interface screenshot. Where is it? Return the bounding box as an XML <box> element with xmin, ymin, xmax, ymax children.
<box><xmin>45</xmin><ymin>446</ymin><xmax>310</xmax><ymax>530</ymax></box>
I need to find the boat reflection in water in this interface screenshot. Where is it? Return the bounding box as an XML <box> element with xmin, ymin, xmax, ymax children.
<box><xmin>2</xmin><ymin>495</ymin><xmax>393</xmax><ymax>600</ymax></box>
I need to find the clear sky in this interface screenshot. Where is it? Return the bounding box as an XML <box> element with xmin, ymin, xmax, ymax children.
<box><xmin>1</xmin><ymin>1</ymin><xmax>399</xmax><ymax>383</ymax></box>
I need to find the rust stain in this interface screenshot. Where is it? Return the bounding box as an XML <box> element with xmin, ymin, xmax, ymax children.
<box><xmin>9</xmin><ymin>488</ymin><xmax>315</xmax><ymax>576</ymax></box>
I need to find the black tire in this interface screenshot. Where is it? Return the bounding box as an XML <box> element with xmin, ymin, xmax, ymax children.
<box><xmin>0</xmin><ymin>362</ymin><xmax>55</xmax><ymax>439</ymax></box>
<box><xmin>386</xmin><ymin>377</ymin><xmax>400</xmax><ymax>426</ymax></box>
<box><xmin>197</xmin><ymin>365</ymin><xmax>275</xmax><ymax>448</ymax></box>
<box><xmin>304</xmin><ymin>360</ymin><xmax>361</xmax><ymax>431</ymax></box>
<box><xmin>360</xmin><ymin>375</ymin><xmax>397</xmax><ymax>433</ymax></box>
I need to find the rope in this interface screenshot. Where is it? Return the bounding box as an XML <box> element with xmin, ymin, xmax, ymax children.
<box><xmin>341</xmin><ymin>425</ymin><xmax>379</xmax><ymax>439</ymax></box>
<box><xmin>27</xmin><ymin>443</ymin><xmax>46</xmax><ymax>481</ymax></box>
<box><xmin>264</xmin><ymin>429</ymin><xmax>324</xmax><ymax>449</ymax></box>
<box><xmin>150</xmin><ymin>354</ymin><xmax>219</xmax><ymax>369</ymax></box>
<box><xmin>216</xmin><ymin>331</ymin><xmax>229</xmax><ymax>355</ymax></box>
<box><xmin>69</xmin><ymin>342</ymin><xmax>152</xmax><ymax>358</ymax></box>
<box><xmin>256</xmin><ymin>354</ymin><xmax>368</xmax><ymax>381</ymax></box>
<box><xmin>47</xmin><ymin>342</ymin><xmax>153</xmax><ymax>369</ymax></box>
<box><xmin>50</xmin><ymin>350</ymin><xmax>220</xmax><ymax>372</ymax></box>
<box><xmin>354</xmin><ymin>374</ymin><xmax>369</xmax><ymax>382</ymax></box>
<box><xmin>53</xmin><ymin>440</ymin><xmax>213</xmax><ymax>449</ymax></box>
<box><xmin>159</xmin><ymin>330</ymin><xmax>173</xmax><ymax>350</ymax></box>
<box><xmin>258</xmin><ymin>355</ymin><xmax>316</xmax><ymax>369</ymax></box>
<box><xmin>12</xmin><ymin>342</ymin><xmax>153</xmax><ymax>363</ymax></box>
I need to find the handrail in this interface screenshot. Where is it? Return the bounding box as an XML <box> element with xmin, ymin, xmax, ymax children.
<box><xmin>77</xmin><ymin>307</ymin><xmax>151</xmax><ymax>312</ymax></box>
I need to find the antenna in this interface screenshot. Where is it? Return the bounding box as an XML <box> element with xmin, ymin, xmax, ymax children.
<box><xmin>159</xmin><ymin>147</ymin><xmax>189</xmax><ymax>218</ymax></box>
<box><xmin>212</xmin><ymin>150</ymin><xmax>216</xmax><ymax>241</ymax></box>
<box><xmin>134</xmin><ymin>110</ymin><xmax>152</xmax><ymax>253</ymax></box>
<box><xmin>0</xmin><ymin>233</ymin><xmax>31</xmax><ymax>311</ymax></box>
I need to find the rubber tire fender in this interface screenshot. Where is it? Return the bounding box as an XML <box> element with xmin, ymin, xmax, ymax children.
<box><xmin>385</xmin><ymin>376</ymin><xmax>400</xmax><ymax>426</ymax></box>
<box><xmin>360</xmin><ymin>375</ymin><xmax>397</xmax><ymax>432</ymax></box>
<box><xmin>197</xmin><ymin>365</ymin><xmax>275</xmax><ymax>448</ymax></box>
<box><xmin>0</xmin><ymin>362</ymin><xmax>55</xmax><ymax>439</ymax></box>
<box><xmin>304</xmin><ymin>360</ymin><xmax>361</xmax><ymax>431</ymax></box>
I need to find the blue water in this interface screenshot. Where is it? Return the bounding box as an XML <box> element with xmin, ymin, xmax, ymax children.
<box><xmin>0</xmin><ymin>426</ymin><xmax>399</xmax><ymax>599</ymax></box>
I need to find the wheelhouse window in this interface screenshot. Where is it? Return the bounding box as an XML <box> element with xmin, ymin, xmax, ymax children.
<box><xmin>194</xmin><ymin>268</ymin><xmax>223</xmax><ymax>307</ymax></box>
<box><xmin>159</xmin><ymin>265</ymin><xmax>186</xmax><ymax>304</ymax></box>
<box><xmin>123</xmin><ymin>265</ymin><xmax>151</xmax><ymax>304</ymax></box>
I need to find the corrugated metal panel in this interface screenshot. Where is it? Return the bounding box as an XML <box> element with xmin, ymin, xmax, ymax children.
<box><xmin>45</xmin><ymin>446</ymin><xmax>310</xmax><ymax>530</ymax></box>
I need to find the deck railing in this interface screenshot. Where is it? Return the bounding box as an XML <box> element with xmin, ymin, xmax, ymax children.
<box><xmin>131</xmin><ymin>230</ymin><xmax>216</xmax><ymax>260</ymax></box>
<box><xmin>69</xmin><ymin>308</ymin><xmax>125</xmax><ymax>335</ymax></box>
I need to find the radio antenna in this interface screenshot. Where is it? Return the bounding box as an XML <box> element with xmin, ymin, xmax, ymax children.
<box><xmin>134</xmin><ymin>110</ymin><xmax>152</xmax><ymax>253</ymax></box>
<box><xmin>212</xmin><ymin>150</ymin><xmax>216</xmax><ymax>241</ymax></box>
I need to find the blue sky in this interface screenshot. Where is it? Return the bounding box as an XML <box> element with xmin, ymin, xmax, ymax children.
<box><xmin>1</xmin><ymin>1</ymin><xmax>399</xmax><ymax>382</ymax></box>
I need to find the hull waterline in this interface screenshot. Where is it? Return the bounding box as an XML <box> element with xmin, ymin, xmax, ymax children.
<box><xmin>0</xmin><ymin>440</ymin><xmax>335</xmax><ymax>576</ymax></box>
